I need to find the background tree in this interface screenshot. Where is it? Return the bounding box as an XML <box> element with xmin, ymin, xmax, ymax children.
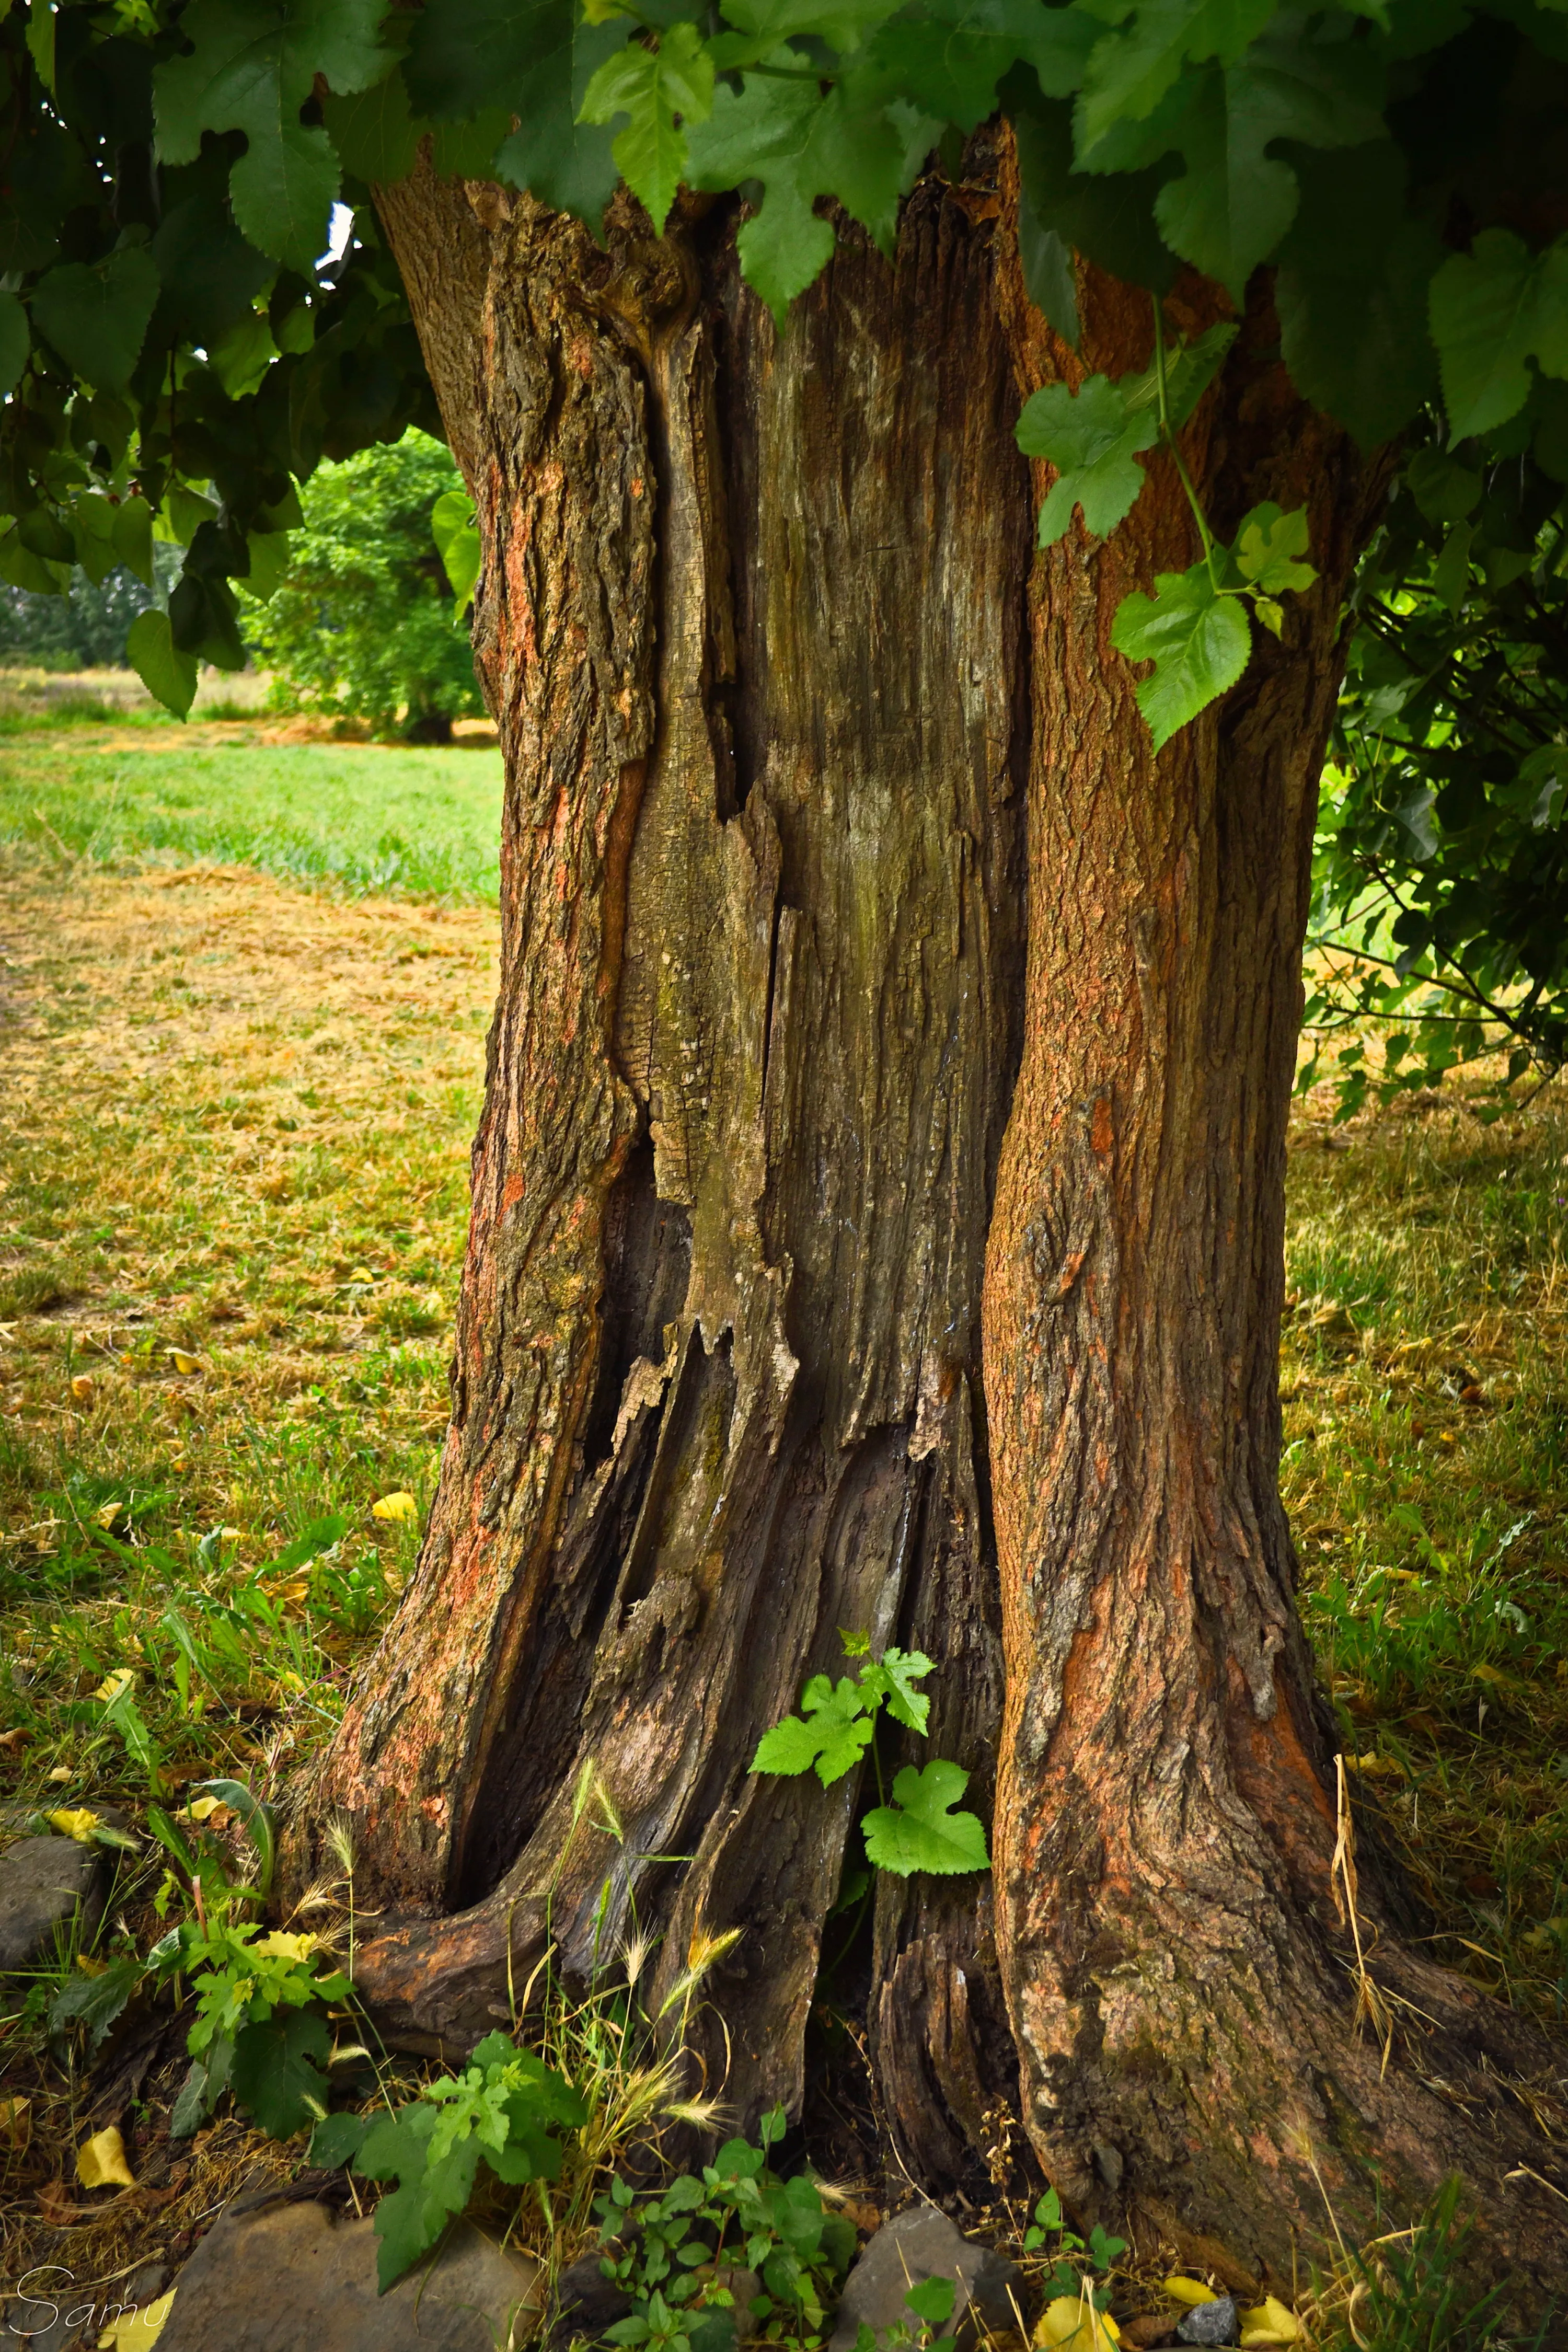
<box><xmin>6</xmin><ymin>0</ymin><xmax>1568</xmax><ymax>2289</ymax></box>
<box><xmin>1307</xmin><ymin>415</ymin><xmax>1568</xmax><ymax>1117</ymax></box>
<box><xmin>244</xmin><ymin>429</ymin><xmax>483</xmax><ymax>739</ymax></box>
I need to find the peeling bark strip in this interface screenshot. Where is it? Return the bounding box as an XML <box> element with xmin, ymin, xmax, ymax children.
<box><xmin>292</xmin><ymin>160</ymin><xmax>1030</xmax><ymax>2162</ymax></box>
<box><xmin>287</xmin><ymin>150</ymin><xmax>1568</xmax><ymax>2280</ymax></box>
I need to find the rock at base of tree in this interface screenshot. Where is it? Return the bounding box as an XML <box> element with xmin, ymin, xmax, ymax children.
<box><xmin>826</xmin><ymin>2206</ymin><xmax>1025</xmax><ymax>2352</ymax></box>
<box><xmin>1175</xmin><ymin>2297</ymin><xmax>1238</xmax><ymax>2346</ymax></box>
<box><xmin>0</xmin><ymin>1836</ymin><xmax>108</xmax><ymax>1971</ymax></box>
<box><xmin>155</xmin><ymin>2196</ymin><xmax>542</xmax><ymax>2352</ymax></box>
<box><xmin>547</xmin><ymin>2246</ymin><xmax>636</xmax><ymax>2349</ymax></box>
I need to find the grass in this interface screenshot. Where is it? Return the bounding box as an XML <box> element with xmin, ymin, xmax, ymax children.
<box><xmin>0</xmin><ymin>697</ymin><xmax>504</xmax><ymax>900</ymax></box>
<box><xmin>0</xmin><ymin>702</ymin><xmax>1563</xmax><ymax>2346</ymax></box>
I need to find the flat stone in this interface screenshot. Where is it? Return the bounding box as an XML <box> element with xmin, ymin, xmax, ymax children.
<box><xmin>548</xmin><ymin>2246</ymin><xmax>635</xmax><ymax>2349</ymax></box>
<box><xmin>156</xmin><ymin>2196</ymin><xmax>543</xmax><ymax>2352</ymax></box>
<box><xmin>1176</xmin><ymin>2296</ymin><xmax>1238</xmax><ymax>2346</ymax></box>
<box><xmin>0</xmin><ymin>1836</ymin><xmax>106</xmax><ymax>1971</ymax></box>
<box><xmin>827</xmin><ymin>2206</ymin><xmax>1024</xmax><ymax>2352</ymax></box>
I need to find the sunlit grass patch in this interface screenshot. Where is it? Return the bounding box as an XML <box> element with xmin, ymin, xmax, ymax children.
<box><xmin>0</xmin><ymin>716</ymin><xmax>504</xmax><ymax>899</ymax></box>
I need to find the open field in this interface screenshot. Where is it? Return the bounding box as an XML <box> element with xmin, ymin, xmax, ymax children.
<box><xmin>1</xmin><ymin>709</ymin><xmax>1567</xmax><ymax>2330</ymax></box>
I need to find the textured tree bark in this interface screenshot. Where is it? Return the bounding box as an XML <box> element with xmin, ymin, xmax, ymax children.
<box><xmin>284</xmin><ymin>145</ymin><xmax>1568</xmax><ymax>2281</ymax></box>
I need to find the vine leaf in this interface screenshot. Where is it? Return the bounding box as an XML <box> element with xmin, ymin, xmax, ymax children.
<box><xmin>750</xmin><ymin>1674</ymin><xmax>873</xmax><ymax>1785</ymax></box>
<box><xmin>1232</xmin><ymin>502</ymin><xmax>1315</xmax><ymax>596</ymax></box>
<box><xmin>153</xmin><ymin>0</ymin><xmax>390</xmax><ymax>270</ymax></box>
<box><xmin>31</xmin><ymin>248</ymin><xmax>159</xmax><ymax>394</ymax></box>
<box><xmin>1110</xmin><ymin>561</ymin><xmax>1251</xmax><ymax>749</ymax></box>
<box><xmin>861</xmin><ymin>1760</ymin><xmax>990</xmax><ymax>1876</ymax></box>
<box><xmin>1429</xmin><ymin>228</ymin><xmax>1568</xmax><ymax>443</ymax></box>
<box><xmin>1014</xmin><ymin>374</ymin><xmax>1159</xmax><ymax>546</ymax></box>
<box><xmin>579</xmin><ymin>23</ymin><xmax>714</xmax><ymax>236</ymax></box>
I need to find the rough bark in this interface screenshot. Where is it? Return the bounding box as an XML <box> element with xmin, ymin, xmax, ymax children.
<box><xmin>283</xmin><ymin>143</ymin><xmax>1568</xmax><ymax>2282</ymax></box>
<box><xmin>983</xmin><ymin>244</ymin><xmax>1568</xmax><ymax>2280</ymax></box>
<box><xmin>291</xmin><ymin>157</ymin><xmax>1029</xmax><ymax>2167</ymax></box>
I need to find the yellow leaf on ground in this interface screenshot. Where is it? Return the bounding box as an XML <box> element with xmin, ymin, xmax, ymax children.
<box><xmin>1163</xmin><ymin>2279</ymin><xmax>1220</xmax><ymax>2307</ymax></box>
<box><xmin>94</xmin><ymin>1668</ymin><xmax>135</xmax><ymax>1704</ymax></box>
<box><xmin>76</xmin><ymin>2124</ymin><xmax>136</xmax><ymax>2190</ymax></box>
<box><xmin>99</xmin><ymin>2287</ymin><xmax>175</xmax><ymax>2346</ymax></box>
<box><xmin>0</xmin><ymin>2095</ymin><xmax>30</xmax><ymax>2147</ymax></box>
<box><xmin>48</xmin><ymin>1764</ymin><xmax>73</xmax><ymax>1782</ymax></box>
<box><xmin>1034</xmin><ymin>2297</ymin><xmax>1121</xmax><ymax>2351</ymax></box>
<box><xmin>48</xmin><ymin>1806</ymin><xmax>101</xmax><ymax>1843</ymax></box>
<box><xmin>94</xmin><ymin>1501</ymin><xmax>125</xmax><ymax>1529</ymax></box>
<box><xmin>372</xmin><ymin>1491</ymin><xmax>417</xmax><ymax>1521</ymax></box>
<box><xmin>1350</xmin><ymin>1750</ymin><xmax>1406</xmax><ymax>1780</ymax></box>
<box><xmin>184</xmin><ymin>1793</ymin><xmax>223</xmax><ymax>1821</ymax></box>
<box><xmin>165</xmin><ymin>1347</ymin><xmax>202</xmax><ymax>1374</ymax></box>
<box><xmin>70</xmin><ymin>1374</ymin><xmax>95</xmax><ymax>1402</ymax></box>
<box><xmin>347</xmin><ymin>1266</ymin><xmax>376</xmax><ymax>1283</ymax></box>
<box><xmin>1240</xmin><ymin>2296</ymin><xmax>1301</xmax><ymax>2345</ymax></box>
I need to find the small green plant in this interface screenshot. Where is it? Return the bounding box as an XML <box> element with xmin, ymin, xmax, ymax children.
<box><xmin>595</xmin><ymin>2105</ymin><xmax>856</xmax><ymax>2352</ymax></box>
<box><xmin>309</xmin><ymin>2034</ymin><xmax>587</xmax><ymax>2290</ymax></box>
<box><xmin>1023</xmin><ymin>2188</ymin><xmax>1126</xmax><ymax>2317</ymax></box>
<box><xmin>750</xmin><ymin>1633</ymin><xmax>989</xmax><ymax>1879</ymax></box>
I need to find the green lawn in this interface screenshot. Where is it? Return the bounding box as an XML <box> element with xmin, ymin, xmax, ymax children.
<box><xmin>0</xmin><ymin>720</ymin><xmax>504</xmax><ymax>900</ymax></box>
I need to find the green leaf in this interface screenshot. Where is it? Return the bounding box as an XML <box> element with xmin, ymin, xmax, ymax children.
<box><xmin>1158</xmin><ymin>318</ymin><xmax>1236</xmax><ymax>424</ymax></box>
<box><xmin>404</xmin><ymin>0</ymin><xmax>619</xmax><ymax>221</ymax></box>
<box><xmin>1274</xmin><ymin>142</ymin><xmax>1443</xmax><ymax>448</ymax></box>
<box><xmin>309</xmin><ymin>2110</ymin><xmax>371</xmax><ymax>2169</ymax></box>
<box><xmin>1014</xmin><ymin>374</ymin><xmax>1159</xmax><ymax>545</ymax></box>
<box><xmin>1431</xmin><ymin>519</ymin><xmax>1473</xmax><ymax>618</ymax></box>
<box><xmin>689</xmin><ymin>58</ymin><xmax>932</xmax><ymax>319</ymax></box>
<box><xmin>1142</xmin><ymin>32</ymin><xmax>1386</xmax><ymax>301</ymax></box>
<box><xmin>1008</xmin><ymin>75</ymin><xmax>1178</xmax><ymax>295</ymax></box>
<box><xmin>111</xmin><ymin>497</ymin><xmax>154</xmax><ymax>586</ymax></box>
<box><xmin>863</xmin><ymin>1646</ymin><xmax>934</xmax><ymax>1734</ymax></box>
<box><xmin>432</xmin><ymin>486</ymin><xmax>481</xmax><ymax>610</ymax></box>
<box><xmin>1430</xmin><ymin>228</ymin><xmax>1568</xmax><ymax>443</ymax></box>
<box><xmin>870</xmin><ymin>0</ymin><xmax>1097</xmax><ymax>133</ymax></box>
<box><xmin>750</xmin><ymin>1674</ymin><xmax>873</xmax><ymax>1785</ymax></box>
<box><xmin>323</xmin><ymin>67</ymin><xmax>422</xmax><ymax>183</ymax></box>
<box><xmin>192</xmin><ymin>1779</ymin><xmax>276</xmax><ymax>1894</ymax></box>
<box><xmin>1231</xmin><ymin>502</ymin><xmax>1315</xmax><ymax>595</ymax></box>
<box><xmin>27</xmin><ymin>0</ymin><xmax>56</xmax><ymax>93</ymax></box>
<box><xmin>713</xmin><ymin>0</ymin><xmax>902</xmax><ymax>59</ymax></box>
<box><xmin>229</xmin><ymin>2006</ymin><xmax>333</xmax><ymax>2139</ymax></box>
<box><xmin>1110</xmin><ymin>559</ymin><xmax>1252</xmax><ymax>750</ymax></box>
<box><xmin>0</xmin><ymin>293</ymin><xmax>30</xmax><ymax>397</ymax></box>
<box><xmin>126</xmin><ymin>608</ymin><xmax>200</xmax><ymax>719</ymax></box>
<box><xmin>905</xmin><ymin>2277</ymin><xmax>957</xmax><ymax>2327</ymax></box>
<box><xmin>148</xmin><ymin>197</ymin><xmax>272</xmax><ymax>349</ymax></box>
<box><xmin>1075</xmin><ymin>0</ymin><xmax>1275</xmax><ymax>156</ymax></box>
<box><xmin>237</xmin><ymin>527</ymin><xmax>292</xmax><ymax>602</ymax></box>
<box><xmin>153</xmin><ymin>0</ymin><xmax>390</xmax><ymax>271</ymax></box>
<box><xmin>72</xmin><ymin>494</ymin><xmax>121</xmax><ymax>587</ymax></box>
<box><xmin>32</xmin><ymin>247</ymin><xmax>160</xmax><ymax>395</ymax></box>
<box><xmin>47</xmin><ymin>1955</ymin><xmax>143</xmax><ymax>2049</ymax></box>
<box><xmin>171</xmin><ymin>2053</ymin><xmax>221</xmax><ymax>2138</ymax></box>
<box><xmin>579</xmin><ymin>23</ymin><xmax>714</xmax><ymax>236</ymax></box>
<box><xmin>1018</xmin><ymin>211</ymin><xmax>1080</xmax><ymax>345</ymax></box>
<box><xmin>861</xmin><ymin>1759</ymin><xmax>990</xmax><ymax>1876</ymax></box>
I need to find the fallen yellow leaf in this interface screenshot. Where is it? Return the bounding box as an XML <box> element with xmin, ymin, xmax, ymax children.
<box><xmin>48</xmin><ymin>1764</ymin><xmax>73</xmax><ymax>1782</ymax></box>
<box><xmin>1350</xmin><ymin>1750</ymin><xmax>1406</xmax><ymax>1780</ymax></box>
<box><xmin>165</xmin><ymin>1348</ymin><xmax>202</xmax><ymax>1375</ymax></box>
<box><xmin>1034</xmin><ymin>2298</ymin><xmax>1121</xmax><ymax>2351</ymax></box>
<box><xmin>0</xmin><ymin>2095</ymin><xmax>30</xmax><ymax>2148</ymax></box>
<box><xmin>94</xmin><ymin>1668</ymin><xmax>135</xmax><ymax>1704</ymax></box>
<box><xmin>94</xmin><ymin>1501</ymin><xmax>125</xmax><ymax>1530</ymax></box>
<box><xmin>48</xmin><ymin>1806</ymin><xmax>101</xmax><ymax>1843</ymax></box>
<box><xmin>76</xmin><ymin>2124</ymin><xmax>136</xmax><ymax>2190</ymax></box>
<box><xmin>1163</xmin><ymin>2279</ymin><xmax>1220</xmax><ymax>2308</ymax></box>
<box><xmin>1240</xmin><ymin>2296</ymin><xmax>1301</xmax><ymax>2346</ymax></box>
<box><xmin>372</xmin><ymin>1491</ymin><xmax>418</xmax><ymax>1522</ymax></box>
<box><xmin>70</xmin><ymin>1374</ymin><xmax>95</xmax><ymax>1403</ymax></box>
<box><xmin>98</xmin><ymin>2287</ymin><xmax>174</xmax><ymax>2347</ymax></box>
<box><xmin>347</xmin><ymin>1266</ymin><xmax>376</xmax><ymax>1283</ymax></box>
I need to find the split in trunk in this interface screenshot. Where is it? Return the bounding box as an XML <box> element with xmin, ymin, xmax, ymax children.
<box><xmin>284</xmin><ymin>143</ymin><xmax>1568</xmax><ymax>2288</ymax></box>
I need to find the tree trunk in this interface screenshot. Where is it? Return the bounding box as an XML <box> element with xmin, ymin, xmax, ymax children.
<box><xmin>285</xmin><ymin>143</ymin><xmax>1568</xmax><ymax>2283</ymax></box>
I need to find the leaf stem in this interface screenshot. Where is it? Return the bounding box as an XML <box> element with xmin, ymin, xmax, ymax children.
<box><xmin>1152</xmin><ymin>296</ymin><xmax>1220</xmax><ymax>591</ymax></box>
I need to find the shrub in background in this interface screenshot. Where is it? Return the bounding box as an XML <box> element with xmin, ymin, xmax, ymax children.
<box><xmin>246</xmin><ymin>431</ymin><xmax>482</xmax><ymax>742</ymax></box>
